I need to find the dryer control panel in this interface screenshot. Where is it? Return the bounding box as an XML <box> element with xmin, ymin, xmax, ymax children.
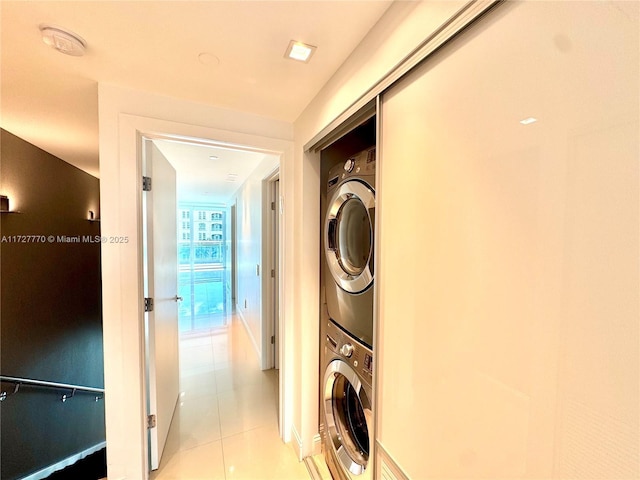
<box><xmin>327</xmin><ymin>146</ymin><xmax>376</xmax><ymax>191</ymax></box>
<box><xmin>326</xmin><ymin>320</ymin><xmax>373</xmax><ymax>387</ymax></box>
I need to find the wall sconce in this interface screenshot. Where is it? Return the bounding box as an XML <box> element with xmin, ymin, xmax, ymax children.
<box><xmin>88</xmin><ymin>210</ymin><xmax>100</xmax><ymax>222</ymax></box>
<box><xmin>0</xmin><ymin>195</ymin><xmax>18</xmax><ymax>214</ymax></box>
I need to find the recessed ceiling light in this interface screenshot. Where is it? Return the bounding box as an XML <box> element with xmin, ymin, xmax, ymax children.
<box><xmin>39</xmin><ymin>24</ymin><xmax>86</xmax><ymax>56</ymax></box>
<box><xmin>519</xmin><ymin>117</ymin><xmax>538</xmax><ymax>125</ymax></box>
<box><xmin>198</xmin><ymin>52</ymin><xmax>220</xmax><ymax>67</ymax></box>
<box><xmin>285</xmin><ymin>40</ymin><xmax>317</xmax><ymax>63</ymax></box>
<box><xmin>209</xmin><ymin>155</ymin><xmax>219</xmax><ymax>160</ymax></box>
<box><xmin>226</xmin><ymin>174</ymin><xmax>238</xmax><ymax>182</ymax></box>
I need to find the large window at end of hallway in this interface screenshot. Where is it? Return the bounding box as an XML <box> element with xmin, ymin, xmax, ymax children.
<box><xmin>177</xmin><ymin>203</ymin><xmax>230</xmax><ymax>335</ymax></box>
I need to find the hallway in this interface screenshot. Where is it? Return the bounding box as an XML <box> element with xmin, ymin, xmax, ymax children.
<box><xmin>150</xmin><ymin>314</ymin><xmax>310</xmax><ymax>480</ymax></box>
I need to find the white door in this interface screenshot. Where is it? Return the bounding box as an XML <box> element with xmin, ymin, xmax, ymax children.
<box><xmin>143</xmin><ymin>141</ymin><xmax>180</xmax><ymax>471</ymax></box>
<box><xmin>274</xmin><ymin>179</ymin><xmax>280</xmax><ymax>369</ymax></box>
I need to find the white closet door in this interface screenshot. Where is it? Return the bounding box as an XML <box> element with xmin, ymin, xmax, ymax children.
<box><xmin>377</xmin><ymin>2</ymin><xmax>639</xmax><ymax>479</ymax></box>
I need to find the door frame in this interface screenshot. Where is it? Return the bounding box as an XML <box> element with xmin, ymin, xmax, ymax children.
<box><xmin>101</xmin><ymin>113</ymin><xmax>294</xmax><ymax>478</ymax></box>
<box><xmin>262</xmin><ymin>169</ymin><xmax>281</xmax><ymax>370</ymax></box>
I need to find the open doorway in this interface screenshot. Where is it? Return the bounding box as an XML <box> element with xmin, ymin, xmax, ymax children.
<box><xmin>145</xmin><ymin>135</ymin><xmax>285</xmax><ymax>474</ymax></box>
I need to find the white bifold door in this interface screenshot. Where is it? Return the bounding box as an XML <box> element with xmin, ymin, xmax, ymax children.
<box><xmin>143</xmin><ymin>140</ymin><xmax>180</xmax><ymax>471</ymax></box>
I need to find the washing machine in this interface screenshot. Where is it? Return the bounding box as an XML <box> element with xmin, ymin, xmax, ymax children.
<box><xmin>322</xmin><ymin>319</ymin><xmax>373</xmax><ymax>480</ymax></box>
<box><xmin>324</xmin><ymin>146</ymin><xmax>375</xmax><ymax>347</ymax></box>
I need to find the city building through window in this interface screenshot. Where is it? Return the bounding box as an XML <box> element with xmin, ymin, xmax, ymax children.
<box><xmin>178</xmin><ymin>204</ymin><xmax>229</xmax><ymax>334</ymax></box>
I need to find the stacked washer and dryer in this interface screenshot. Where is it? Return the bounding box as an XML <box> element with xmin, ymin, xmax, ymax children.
<box><xmin>321</xmin><ymin>145</ymin><xmax>376</xmax><ymax>480</ymax></box>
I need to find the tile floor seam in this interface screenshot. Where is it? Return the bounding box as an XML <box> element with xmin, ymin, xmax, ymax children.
<box><xmin>213</xmin><ymin>339</ymin><xmax>228</xmax><ymax>479</ymax></box>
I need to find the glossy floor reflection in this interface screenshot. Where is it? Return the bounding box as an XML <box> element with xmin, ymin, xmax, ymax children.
<box><xmin>150</xmin><ymin>314</ymin><xmax>310</xmax><ymax>480</ymax></box>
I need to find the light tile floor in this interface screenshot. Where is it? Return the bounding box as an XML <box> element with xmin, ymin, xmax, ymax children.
<box><xmin>150</xmin><ymin>313</ymin><xmax>311</xmax><ymax>480</ymax></box>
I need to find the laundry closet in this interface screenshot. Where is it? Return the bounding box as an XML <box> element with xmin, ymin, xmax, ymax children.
<box><xmin>309</xmin><ymin>1</ymin><xmax>639</xmax><ymax>479</ymax></box>
<box><xmin>319</xmin><ymin>114</ymin><xmax>377</xmax><ymax>480</ymax></box>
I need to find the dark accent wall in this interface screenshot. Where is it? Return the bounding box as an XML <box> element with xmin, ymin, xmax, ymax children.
<box><xmin>0</xmin><ymin>129</ymin><xmax>105</xmax><ymax>480</ymax></box>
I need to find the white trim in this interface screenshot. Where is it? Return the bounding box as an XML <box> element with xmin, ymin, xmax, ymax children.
<box><xmin>312</xmin><ymin>433</ymin><xmax>322</xmax><ymax>456</ymax></box>
<box><xmin>21</xmin><ymin>442</ymin><xmax>107</xmax><ymax>480</ymax></box>
<box><xmin>291</xmin><ymin>423</ymin><xmax>304</xmax><ymax>461</ymax></box>
<box><xmin>375</xmin><ymin>440</ymin><xmax>410</xmax><ymax>480</ymax></box>
<box><xmin>101</xmin><ymin>106</ymin><xmax>295</xmax><ymax>477</ymax></box>
<box><xmin>261</xmin><ymin>168</ymin><xmax>280</xmax><ymax>371</ymax></box>
<box><xmin>236</xmin><ymin>306</ymin><xmax>261</xmax><ymax>364</ymax></box>
<box><xmin>304</xmin><ymin>0</ymin><xmax>499</xmax><ymax>152</ymax></box>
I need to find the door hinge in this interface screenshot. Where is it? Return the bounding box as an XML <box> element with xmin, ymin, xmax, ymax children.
<box><xmin>271</xmin><ymin>335</ymin><xmax>275</xmax><ymax>345</ymax></box>
<box><xmin>142</xmin><ymin>176</ymin><xmax>152</xmax><ymax>191</ymax></box>
<box><xmin>147</xmin><ymin>414</ymin><xmax>156</xmax><ymax>429</ymax></box>
<box><xmin>271</xmin><ymin>201</ymin><xmax>275</xmax><ymax>211</ymax></box>
<box><xmin>144</xmin><ymin>297</ymin><xmax>154</xmax><ymax>312</ymax></box>
<box><xmin>271</xmin><ymin>269</ymin><xmax>275</xmax><ymax>278</ymax></box>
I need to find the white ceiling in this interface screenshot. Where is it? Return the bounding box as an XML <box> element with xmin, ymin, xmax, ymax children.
<box><xmin>152</xmin><ymin>138</ymin><xmax>274</xmax><ymax>205</ymax></box>
<box><xmin>0</xmin><ymin>0</ymin><xmax>392</xmax><ymax>191</ymax></box>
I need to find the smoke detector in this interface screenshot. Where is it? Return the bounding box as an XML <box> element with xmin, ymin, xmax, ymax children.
<box><xmin>39</xmin><ymin>24</ymin><xmax>86</xmax><ymax>56</ymax></box>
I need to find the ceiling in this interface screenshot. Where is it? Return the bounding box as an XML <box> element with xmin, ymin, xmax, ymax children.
<box><xmin>152</xmin><ymin>138</ymin><xmax>275</xmax><ymax>205</ymax></box>
<box><xmin>0</xmin><ymin>0</ymin><xmax>392</xmax><ymax>197</ymax></box>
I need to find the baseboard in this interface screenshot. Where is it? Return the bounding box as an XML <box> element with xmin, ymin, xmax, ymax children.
<box><xmin>291</xmin><ymin>424</ymin><xmax>303</xmax><ymax>461</ymax></box>
<box><xmin>21</xmin><ymin>442</ymin><xmax>107</xmax><ymax>480</ymax></box>
<box><xmin>376</xmin><ymin>440</ymin><xmax>410</xmax><ymax>480</ymax></box>
<box><xmin>236</xmin><ymin>307</ymin><xmax>261</xmax><ymax>363</ymax></box>
<box><xmin>312</xmin><ymin>433</ymin><xmax>322</xmax><ymax>456</ymax></box>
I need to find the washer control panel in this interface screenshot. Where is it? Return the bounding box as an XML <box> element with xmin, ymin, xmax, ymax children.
<box><xmin>327</xmin><ymin>146</ymin><xmax>376</xmax><ymax>191</ymax></box>
<box><xmin>326</xmin><ymin>320</ymin><xmax>373</xmax><ymax>386</ymax></box>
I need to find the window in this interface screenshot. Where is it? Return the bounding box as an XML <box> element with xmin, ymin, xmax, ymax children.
<box><xmin>178</xmin><ymin>202</ymin><xmax>229</xmax><ymax>333</ymax></box>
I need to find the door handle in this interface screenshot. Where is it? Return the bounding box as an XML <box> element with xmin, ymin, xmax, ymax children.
<box><xmin>327</xmin><ymin>219</ymin><xmax>337</xmax><ymax>251</ymax></box>
<box><xmin>174</xmin><ymin>295</ymin><xmax>183</xmax><ymax>302</ymax></box>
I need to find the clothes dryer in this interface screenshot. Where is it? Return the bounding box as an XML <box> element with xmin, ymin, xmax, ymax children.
<box><xmin>324</xmin><ymin>147</ymin><xmax>375</xmax><ymax>347</ymax></box>
<box><xmin>322</xmin><ymin>320</ymin><xmax>373</xmax><ymax>480</ymax></box>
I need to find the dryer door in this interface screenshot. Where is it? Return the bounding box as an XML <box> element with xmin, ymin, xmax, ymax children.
<box><xmin>323</xmin><ymin>359</ymin><xmax>373</xmax><ymax>476</ymax></box>
<box><xmin>325</xmin><ymin>180</ymin><xmax>375</xmax><ymax>294</ymax></box>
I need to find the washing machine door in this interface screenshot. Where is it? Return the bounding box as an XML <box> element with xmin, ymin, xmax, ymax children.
<box><xmin>323</xmin><ymin>359</ymin><xmax>373</xmax><ymax>476</ymax></box>
<box><xmin>325</xmin><ymin>179</ymin><xmax>375</xmax><ymax>294</ymax></box>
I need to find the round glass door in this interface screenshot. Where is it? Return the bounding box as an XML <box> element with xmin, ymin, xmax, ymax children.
<box><xmin>323</xmin><ymin>360</ymin><xmax>372</xmax><ymax>476</ymax></box>
<box><xmin>337</xmin><ymin>198</ymin><xmax>372</xmax><ymax>276</ymax></box>
<box><xmin>325</xmin><ymin>180</ymin><xmax>375</xmax><ymax>293</ymax></box>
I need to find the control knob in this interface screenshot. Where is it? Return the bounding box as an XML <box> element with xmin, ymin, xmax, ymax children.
<box><xmin>344</xmin><ymin>158</ymin><xmax>355</xmax><ymax>173</ymax></box>
<box><xmin>340</xmin><ymin>343</ymin><xmax>354</xmax><ymax>358</ymax></box>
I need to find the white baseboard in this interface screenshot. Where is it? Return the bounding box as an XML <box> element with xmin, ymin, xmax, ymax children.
<box><xmin>312</xmin><ymin>433</ymin><xmax>322</xmax><ymax>456</ymax></box>
<box><xmin>22</xmin><ymin>441</ymin><xmax>107</xmax><ymax>480</ymax></box>
<box><xmin>236</xmin><ymin>307</ymin><xmax>261</xmax><ymax>363</ymax></box>
<box><xmin>291</xmin><ymin>424</ymin><xmax>303</xmax><ymax>461</ymax></box>
<box><xmin>376</xmin><ymin>440</ymin><xmax>410</xmax><ymax>480</ymax></box>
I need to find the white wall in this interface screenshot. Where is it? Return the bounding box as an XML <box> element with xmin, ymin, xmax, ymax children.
<box><xmin>234</xmin><ymin>154</ymin><xmax>279</xmax><ymax>361</ymax></box>
<box><xmin>377</xmin><ymin>2</ymin><xmax>639</xmax><ymax>478</ymax></box>
<box><xmin>98</xmin><ymin>83</ymin><xmax>293</xmax><ymax>479</ymax></box>
<box><xmin>291</xmin><ymin>0</ymin><xmax>468</xmax><ymax>457</ymax></box>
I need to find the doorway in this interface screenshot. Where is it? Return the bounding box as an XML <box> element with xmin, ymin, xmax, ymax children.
<box><xmin>145</xmin><ymin>134</ymin><xmax>283</xmax><ymax>471</ymax></box>
<box><xmin>102</xmin><ymin>112</ymin><xmax>294</xmax><ymax>478</ymax></box>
